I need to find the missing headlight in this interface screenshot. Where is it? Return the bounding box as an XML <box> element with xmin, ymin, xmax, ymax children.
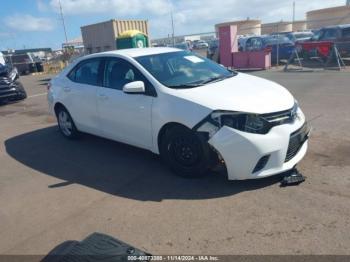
<box><xmin>211</xmin><ymin>111</ymin><xmax>271</xmax><ymax>134</ymax></box>
<box><xmin>194</xmin><ymin>105</ymin><xmax>298</xmax><ymax>138</ymax></box>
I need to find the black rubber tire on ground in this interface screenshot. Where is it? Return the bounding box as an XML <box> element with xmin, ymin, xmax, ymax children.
<box><xmin>15</xmin><ymin>82</ymin><xmax>27</xmax><ymax>100</ymax></box>
<box><xmin>56</xmin><ymin>106</ymin><xmax>80</xmax><ymax>139</ymax></box>
<box><xmin>159</xmin><ymin>126</ymin><xmax>212</xmax><ymax>178</ymax></box>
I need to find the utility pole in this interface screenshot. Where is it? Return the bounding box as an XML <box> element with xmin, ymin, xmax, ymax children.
<box><xmin>170</xmin><ymin>7</ymin><xmax>175</xmax><ymax>46</ymax></box>
<box><xmin>58</xmin><ymin>0</ymin><xmax>68</xmax><ymax>44</ymax></box>
<box><xmin>167</xmin><ymin>0</ymin><xmax>175</xmax><ymax>46</ymax></box>
<box><xmin>292</xmin><ymin>1</ymin><xmax>295</xmax><ymax>24</ymax></box>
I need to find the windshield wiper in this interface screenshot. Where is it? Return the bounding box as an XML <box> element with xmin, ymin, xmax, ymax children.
<box><xmin>201</xmin><ymin>75</ymin><xmax>229</xmax><ymax>84</ymax></box>
<box><xmin>201</xmin><ymin>76</ymin><xmax>225</xmax><ymax>84</ymax></box>
<box><xmin>168</xmin><ymin>83</ymin><xmax>204</xmax><ymax>89</ymax></box>
<box><xmin>200</xmin><ymin>72</ymin><xmax>237</xmax><ymax>85</ymax></box>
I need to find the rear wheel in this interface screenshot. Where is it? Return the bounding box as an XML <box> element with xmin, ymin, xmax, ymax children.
<box><xmin>56</xmin><ymin>107</ymin><xmax>79</xmax><ymax>139</ymax></box>
<box><xmin>160</xmin><ymin>126</ymin><xmax>212</xmax><ymax>178</ymax></box>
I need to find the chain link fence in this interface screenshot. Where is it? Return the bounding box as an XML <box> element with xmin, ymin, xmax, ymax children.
<box><xmin>151</xmin><ymin>13</ymin><xmax>350</xmax><ymax>65</ymax></box>
<box><xmin>1</xmin><ymin>12</ymin><xmax>350</xmax><ymax>73</ymax></box>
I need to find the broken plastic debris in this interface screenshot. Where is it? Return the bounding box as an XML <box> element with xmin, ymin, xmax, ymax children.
<box><xmin>280</xmin><ymin>169</ymin><xmax>306</xmax><ymax>187</ymax></box>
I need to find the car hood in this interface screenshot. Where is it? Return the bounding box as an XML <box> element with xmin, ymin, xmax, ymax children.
<box><xmin>169</xmin><ymin>73</ymin><xmax>295</xmax><ymax>114</ymax></box>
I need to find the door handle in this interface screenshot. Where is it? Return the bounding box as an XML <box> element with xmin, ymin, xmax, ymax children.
<box><xmin>63</xmin><ymin>86</ymin><xmax>71</xmax><ymax>92</ymax></box>
<box><xmin>98</xmin><ymin>93</ymin><xmax>108</xmax><ymax>100</ymax></box>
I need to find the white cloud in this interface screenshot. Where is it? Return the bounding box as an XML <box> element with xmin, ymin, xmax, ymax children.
<box><xmin>4</xmin><ymin>14</ymin><xmax>55</xmax><ymax>32</ymax></box>
<box><xmin>49</xmin><ymin>0</ymin><xmax>172</xmax><ymax>16</ymax></box>
<box><xmin>37</xmin><ymin>0</ymin><xmax>49</xmax><ymax>12</ymax></box>
<box><xmin>0</xmin><ymin>32</ymin><xmax>12</xmax><ymax>38</ymax></box>
<box><xmin>170</xmin><ymin>0</ymin><xmax>346</xmax><ymax>32</ymax></box>
<box><xmin>149</xmin><ymin>0</ymin><xmax>346</xmax><ymax>37</ymax></box>
<box><xmin>44</xmin><ymin>0</ymin><xmax>347</xmax><ymax>37</ymax></box>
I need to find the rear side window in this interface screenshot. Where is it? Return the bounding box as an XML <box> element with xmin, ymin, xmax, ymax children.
<box><xmin>68</xmin><ymin>59</ymin><xmax>102</xmax><ymax>86</ymax></box>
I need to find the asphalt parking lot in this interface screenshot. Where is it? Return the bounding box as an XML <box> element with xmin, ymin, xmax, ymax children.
<box><xmin>0</xmin><ymin>70</ymin><xmax>349</xmax><ymax>256</ymax></box>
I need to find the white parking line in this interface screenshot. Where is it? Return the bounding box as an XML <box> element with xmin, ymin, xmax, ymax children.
<box><xmin>28</xmin><ymin>93</ymin><xmax>47</xmax><ymax>98</ymax></box>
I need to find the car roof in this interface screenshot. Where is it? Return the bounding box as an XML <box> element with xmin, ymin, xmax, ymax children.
<box><xmin>293</xmin><ymin>31</ymin><xmax>313</xmax><ymax>34</ymax></box>
<box><xmin>84</xmin><ymin>47</ymin><xmax>182</xmax><ymax>60</ymax></box>
<box><xmin>322</xmin><ymin>24</ymin><xmax>350</xmax><ymax>29</ymax></box>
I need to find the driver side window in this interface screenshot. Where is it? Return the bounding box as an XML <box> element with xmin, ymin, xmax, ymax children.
<box><xmin>104</xmin><ymin>59</ymin><xmax>134</xmax><ymax>90</ymax></box>
<box><xmin>103</xmin><ymin>58</ymin><xmax>156</xmax><ymax>96</ymax></box>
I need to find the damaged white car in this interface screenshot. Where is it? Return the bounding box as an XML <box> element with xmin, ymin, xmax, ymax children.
<box><xmin>48</xmin><ymin>48</ymin><xmax>310</xmax><ymax>180</ymax></box>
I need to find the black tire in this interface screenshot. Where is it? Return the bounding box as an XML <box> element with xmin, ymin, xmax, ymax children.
<box><xmin>56</xmin><ymin>106</ymin><xmax>79</xmax><ymax>139</ymax></box>
<box><xmin>160</xmin><ymin>126</ymin><xmax>212</xmax><ymax>178</ymax></box>
<box><xmin>15</xmin><ymin>82</ymin><xmax>27</xmax><ymax>100</ymax></box>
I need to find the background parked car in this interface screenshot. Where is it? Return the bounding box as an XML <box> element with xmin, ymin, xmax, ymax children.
<box><xmin>173</xmin><ymin>42</ymin><xmax>193</xmax><ymax>51</ymax></box>
<box><xmin>206</xmin><ymin>39</ymin><xmax>220</xmax><ymax>62</ymax></box>
<box><xmin>193</xmin><ymin>40</ymin><xmax>209</xmax><ymax>49</ymax></box>
<box><xmin>276</xmin><ymin>31</ymin><xmax>314</xmax><ymax>43</ymax></box>
<box><xmin>9</xmin><ymin>53</ymin><xmax>43</xmax><ymax>75</ymax></box>
<box><xmin>0</xmin><ymin>63</ymin><xmax>26</xmax><ymax>104</ymax></box>
<box><xmin>0</xmin><ymin>52</ymin><xmax>5</xmax><ymax>65</ymax></box>
<box><xmin>311</xmin><ymin>24</ymin><xmax>350</xmax><ymax>57</ymax></box>
<box><xmin>240</xmin><ymin>35</ymin><xmax>295</xmax><ymax>63</ymax></box>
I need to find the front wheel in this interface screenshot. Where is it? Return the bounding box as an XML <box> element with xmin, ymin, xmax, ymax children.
<box><xmin>160</xmin><ymin>126</ymin><xmax>212</xmax><ymax>178</ymax></box>
<box><xmin>15</xmin><ymin>82</ymin><xmax>27</xmax><ymax>100</ymax></box>
<box><xmin>56</xmin><ymin>107</ymin><xmax>79</xmax><ymax>139</ymax></box>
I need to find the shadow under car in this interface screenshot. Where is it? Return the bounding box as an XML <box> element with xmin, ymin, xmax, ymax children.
<box><xmin>4</xmin><ymin>126</ymin><xmax>282</xmax><ymax>202</ymax></box>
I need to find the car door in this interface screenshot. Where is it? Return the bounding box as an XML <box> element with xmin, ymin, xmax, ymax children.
<box><xmin>64</xmin><ymin>58</ymin><xmax>103</xmax><ymax>135</ymax></box>
<box><xmin>96</xmin><ymin>57</ymin><xmax>155</xmax><ymax>150</ymax></box>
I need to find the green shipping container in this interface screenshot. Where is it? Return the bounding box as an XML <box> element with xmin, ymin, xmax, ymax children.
<box><xmin>116</xmin><ymin>30</ymin><xmax>149</xmax><ymax>50</ymax></box>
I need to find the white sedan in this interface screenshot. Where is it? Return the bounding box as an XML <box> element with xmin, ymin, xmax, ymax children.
<box><xmin>48</xmin><ymin>48</ymin><xmax>309</xmax><ymax>180</ymax></box>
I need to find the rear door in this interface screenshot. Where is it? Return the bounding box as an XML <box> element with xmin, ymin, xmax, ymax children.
<box><xmin>96</xmin><ymin>57</ymin><xmax>155</xmax><ymax>149</ymax></box>
<box><xmin>63</xmin><ymin>58</ymin><xmax>103</xmax><ymax>135</ymax></box>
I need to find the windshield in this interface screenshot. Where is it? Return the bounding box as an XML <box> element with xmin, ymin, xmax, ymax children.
<box><xmin>135</xmin><ymin>51</ymin><xmax>236</xmax><ymax>89</ymax></box>
<box><xmin>263</xmin><ymin>36</ymin><xmax>293</xmax><ymax>45</ymax></box>
<box><xmin>295</xmin><ymin>33</ymin><xmax>313</xmax><ymax>39</ymax></box>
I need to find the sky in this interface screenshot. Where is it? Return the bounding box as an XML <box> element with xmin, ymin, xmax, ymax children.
<box><xmin>0</xmin><ymin>0</ymin><xmax>347</xmax><ymax>50</ymax></box>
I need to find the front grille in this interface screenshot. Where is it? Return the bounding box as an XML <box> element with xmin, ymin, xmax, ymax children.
<box><xmin>261</xmin><ymin>103</ymin><xmax>298</xmax><ymax>126</ymax></box>
<box><xmin>285</xmin><ymin>123</ymin><xmax>309</xmax><ymax>162</ymax></box>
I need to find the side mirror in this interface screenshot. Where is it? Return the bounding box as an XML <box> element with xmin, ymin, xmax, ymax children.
<box><xmin>123</xmin><ymin>81</ymin><xmax>145</xmax><ymax>94</ymax></box>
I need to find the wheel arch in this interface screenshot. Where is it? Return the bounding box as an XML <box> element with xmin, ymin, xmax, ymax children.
<box><xmin>54</xmin><ymin>102</ymin><xmax>67</xmax><ymax>117</ymax></box>
<box><xmin>157</xmin><ymin>122</ymin><xmax>191</xmax><ymax>153</ymax></box>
